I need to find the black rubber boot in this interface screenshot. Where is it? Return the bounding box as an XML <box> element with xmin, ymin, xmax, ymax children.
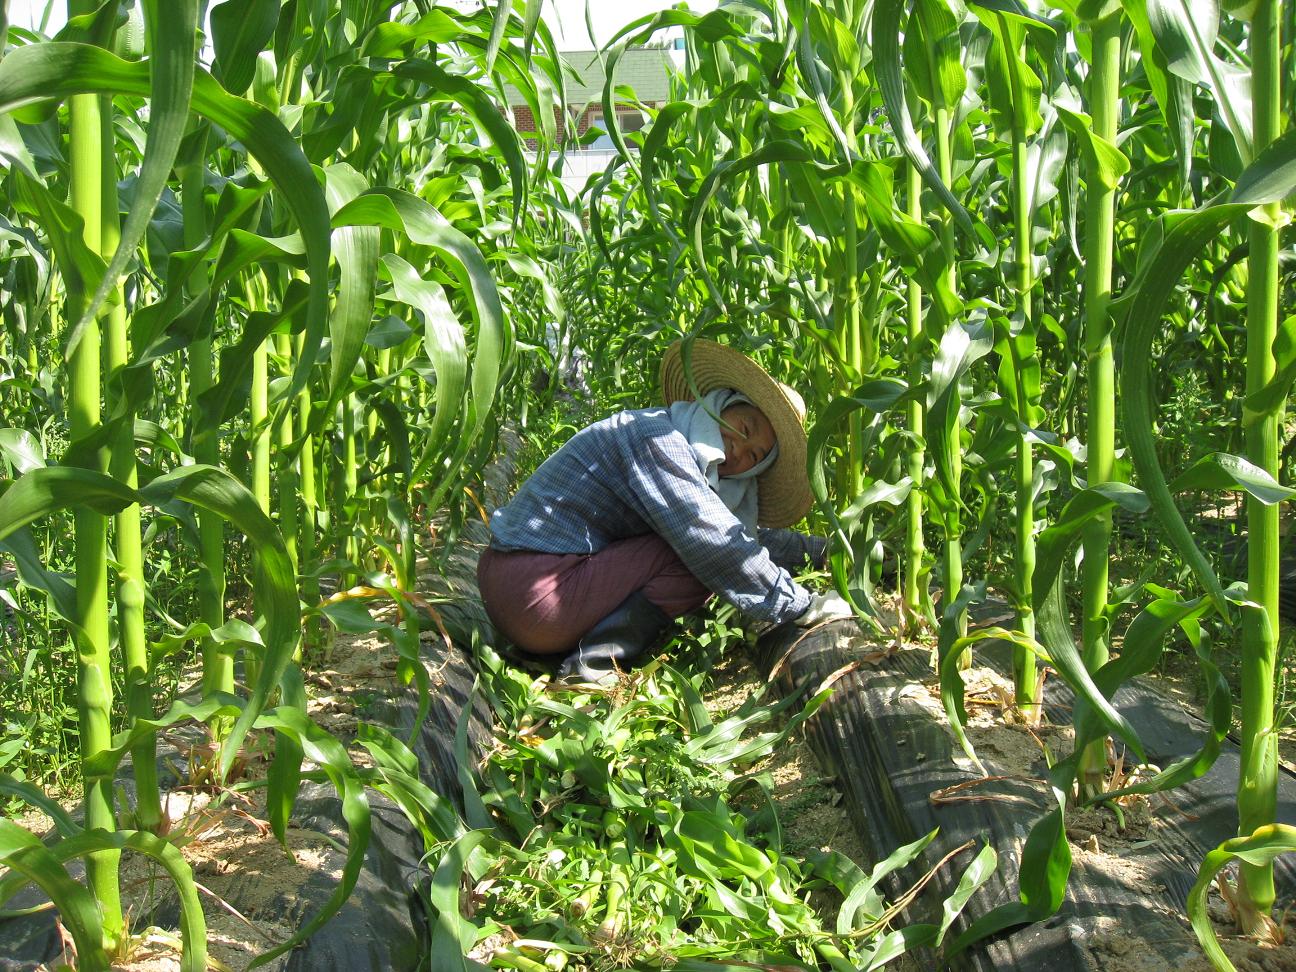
<box><xmin>556</xmin><ymin>591</ymin><xmax>672</xmax><ymax>685</ymax></box>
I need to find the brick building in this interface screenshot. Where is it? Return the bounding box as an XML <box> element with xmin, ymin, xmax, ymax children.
<box><xmin>506</xmin><ymin>48</ymin><xmax>676</xmax><ymax>152</ymax></box>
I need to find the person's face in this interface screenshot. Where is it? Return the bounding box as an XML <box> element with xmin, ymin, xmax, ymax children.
<box><xmin>718</xmin><ymin>403</ymin><xmax>776</xmax><ymax>477</ymax></box>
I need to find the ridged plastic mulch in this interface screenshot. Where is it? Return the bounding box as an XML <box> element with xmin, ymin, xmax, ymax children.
<box><xmin>754</xmin><ymin>618</ymin><xmax>1296</xmax><ymax>971</ymax></box>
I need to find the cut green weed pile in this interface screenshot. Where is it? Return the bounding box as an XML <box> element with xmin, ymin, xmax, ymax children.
<box><xmin>457</xmin><ymin>620</ymin><xmax>996</xmax><ymax>971</ymax></box>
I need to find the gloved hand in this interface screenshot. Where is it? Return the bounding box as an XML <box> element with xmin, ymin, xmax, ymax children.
<box><xmin>794</xmin><ymin>591</ymin><xmax>855</xmax><ymax>626</ymax></box>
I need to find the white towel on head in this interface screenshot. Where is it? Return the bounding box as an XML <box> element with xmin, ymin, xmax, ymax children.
<box><xmin>665</xmin><ymin>387</ymin><xmax>778</xmax><ymax>532</ymax></box>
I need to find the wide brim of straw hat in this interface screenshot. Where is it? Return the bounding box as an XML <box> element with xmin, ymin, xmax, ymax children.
<box><xmin>660</xmin><ymin>338</ymin><xmax>813</xmax><ymax>529</ymax></box>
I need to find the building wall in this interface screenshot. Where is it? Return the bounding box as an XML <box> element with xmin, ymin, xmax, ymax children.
<box><xmin>511</xmin><ymin>104</ymin><xmax>651</xmax><ymax>151</ymax></box>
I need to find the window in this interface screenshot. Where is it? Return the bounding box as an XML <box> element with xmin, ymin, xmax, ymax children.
<box><xmin>586</xmin><ymin>108</ymin><xmax>647</xmax><ymax>150</ymax></box>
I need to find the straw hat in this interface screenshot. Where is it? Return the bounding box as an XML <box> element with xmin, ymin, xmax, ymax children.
<box><xmin>660</xmin><ymin>338</ymin><xmax>813</xmax><ymax>529</ymax></box>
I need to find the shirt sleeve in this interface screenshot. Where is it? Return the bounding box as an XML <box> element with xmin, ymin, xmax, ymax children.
<box><xmin>757</xmin><ymin>529</ymin><xmax>829</xmax><ymax>573</ymax></box>
<box><xmin>618</xmin><ymin>424</ymin><xmax>812</xmax><ymax>624</ymax></box>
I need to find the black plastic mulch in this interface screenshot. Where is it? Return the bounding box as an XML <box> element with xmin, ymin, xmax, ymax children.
<box><xmin>755</xmin><ymin>619</ymin><xmax>1296</xmax><ymax>971</ymax></box>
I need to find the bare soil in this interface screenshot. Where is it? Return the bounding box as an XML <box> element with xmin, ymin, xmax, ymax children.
<box><xmin>705</xmin><ymin>644</ymin><xmax>925</xmax><ymax>972</ymax></box>
<box><xmin>706</xmin><ymin>645</ymin><xmax>869</xmax><ymax>870</ymax></box>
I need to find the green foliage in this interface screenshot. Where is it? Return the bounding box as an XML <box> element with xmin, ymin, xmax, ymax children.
<box><xmin>462</xmin><ymin>625</ymin><xmax>994</xmax><ymax>969</ymax></box>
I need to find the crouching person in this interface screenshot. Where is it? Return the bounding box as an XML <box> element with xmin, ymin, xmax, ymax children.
<box><xmin>477</xmin><ymin>338</ymin><xmax>854</xmax><ymax>685</ymax></box>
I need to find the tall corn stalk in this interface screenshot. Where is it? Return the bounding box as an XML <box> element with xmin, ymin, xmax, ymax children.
<box><xmin>1077</xmin><ymin>6</ymin><xmax>1122</xmax><ymax>797</ymax></box>
<box><xmin>903</xmin><ymin>161</ymin><xmax>927</xmax><ymax>631</ymax></box>
<box><xmin>181</xmin><ymin>125</ymin><xmax>231</xmax><ymax>701</ymax></box>
<box><xmin>1235</xmin><ymin>0</ymin><xmax>1283</xmax><ymax>935</ymax></box>
<box><xmin>102</xmin><ymin>96</ymin><xmax>159</xmax><ymax>834</ymax></box>
<box><xmin>922</xmin><ymin>0</ymin><xmax>971</xmax><ymax>659</ymax></box>
<box><xmin>66</xmin><ymin>0</ymin><xmax>121</xmax><ymax>942</ymax></box>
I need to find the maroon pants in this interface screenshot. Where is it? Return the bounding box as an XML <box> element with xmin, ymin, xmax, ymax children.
<box><xmin>476</xmin><ymin>534</ymin><xmax>711</xmax><ymax>655</ymax></box>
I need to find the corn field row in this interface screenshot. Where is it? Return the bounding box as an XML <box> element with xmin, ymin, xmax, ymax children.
<box><xmin>0</xmin><ymin>0</ymin><xmax>1292</xmax><ymax>969</ymax></box>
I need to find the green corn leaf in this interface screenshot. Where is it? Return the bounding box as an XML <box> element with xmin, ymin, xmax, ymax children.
<box><xmin>1243</xmin><ymin>314</ymin><xmax>1296</xmax><ymax>421</ymax></box>
<box><xmin>936</xmin><ymin>843</ymin><xmax>998</xmax><ymax>946</ymax></box>
<box><xmin>331</xmin><ymin>188</ymin><xmax>509</xmax><ymax>448</ymax></box>
<box><xmin>1083</xmin><ymin>595</ymin><xmax>1229</xmax><ymax>800</ymax></box>
<box><xmin>935</xmin><ymin>582</ymin><xmax>989</xmax><ymax>771</ymax></box>
<box><xmin>1019</xmin><ymin>804</ymin><xmax>1070</xmax><ymax>912</ymax></box>
<box><xmin>429</xmin><ymin>830</ymin><xmax>493</xmax><ymax>972</ymax></box>
<box><xmin>1118</xmin><ymin>172</ymin><xmax>1294</xmax><ymax>618</ymax></box>
<box><xmin>793</xmin><ymin>6</ymin><xmax>855</xmax><ymax>163</ymax></box>
<box><xmin>806</xmin><ymin>380</ymin><xmax>913</xmax><ymax>618</ymax></box>
<box><xmin>1035</xmin><ymin>575</ymin><xmax>1144</xmax><ymax>760</ymax></box>
<box><xmin>149</xmin><ymin>618</ymin><xmax>263</xmax><ymax>662</ymax></box>
<box><xmin>0</xmin><ymin>827</ymin><xmax>207</xmax><ymax>972</ymax></box>
<box><xmin>322</xmin><ymin>164</ymin><xmax>381</xmax><ymax>423</ymax></box>
<box><xmin>0</xmin><ymin>42</ymin><xmax>332</xmax><ymax>438</ymax></box>
<box><xmin>1188</xmin><ymin>825</ymin><xmax>1296</xmax><ymax>971</ymax></box>
<box><xmin>1232</xmin><ymin>127</ymin><xmax>1296</xmax><ymax>205</ymax></box>
<box><xmin>860</xmin><ymin>924</ymin><xmax>939</xmax><ymax>972</ymax></box>
<box><xmin>455</xmin><ymin>682</ymin><xmax>496</xmax><ymax>833</ymax></box>
<box><xmin>0</xmin><ymin>820</ymin><xmax>110</xmax><ymax>971</ymax></box>
<box><xmin>484</xmin><ymin>0</ymin><xmax>513</xmax><ymax>74</ymax></box>
<box><xmin>686</xmin><ymin>140</ymin><xmax>848</xmax><ymax>312</ymax></box>
<box><xmin>210</xmin><ymin>0</ymin><xmax>280</xmax><ymax>95</ymax></box>
<box><xmin>521</xmin><ymin>0</ymin><xmax>543</xmax><ymax>60</ymax></box>
<box><xmin>363</xmin><ymin>8</ymin><xmax>465</xmax><ymax>55</ymax></box>
<box><xmin>194</xmin><ymin>283</ymin><xmax>309</xmax><ymax>448</ymax></box>
<box><xmin>1167</xmin><ymin>452</ymin><xmax>1296</xmax><ymax>504</ymax></box>
<box><xmin>703</xmin><ymin>687</ymin><xmax>834</xmax><ymax>767</ymax></box>
<box><xmin>849</xmin><ymin>161</ymin><xmax>962</xmax><ymax>324</ymax></box>
<box><xmin>1121</xmin><ymin>0</ymin><xmax>1191</xmax><ymax>187</ymax></box>
<box><xmin>992</xmin><ymin>312</ymin><xmax>1043</xmax><ymax>425</ymax></box>
<box><xmin>382</xmin><ymin>253</ymin><xmax>468</xmax><ymax>477</ymax></box>
<box><xmin>498</xmin><ymin>250</ymin><xmax>564</xmax><ymax>326</ymax></box>
<box><xmin>125</xmin><ymin>175</ymin><xmax>272</xmax><ymax>358</ymax></box>
<box><xmin>1031</xmin><ymin>483</ymin><xmax>1150</xmax><ymax>613</ymax></box>
<box><xmin>10</xmin><ymin>169</ymin><xmax>108</xmax><ymax>312</ymax></box>
<box><xmin>315</xmin><ymin>598</ymin><xmax>387</xmax><ymax>634</ymax></box>
<box><xmin>663</xmin><ymin>664</ymin><xmax>714</xmax><ymax>737</ymax></box>
<box><xmin>602</xmin><ymin>8</ymin><xmax>744</xmax><ymax>167</ymax></box>
<box><xmin>451</xmin><ymin>19</ymin><xmax>562</xmax><ymax>148</ymax></box>
<box><xmin>638</xmin><ymin>102</ymin><xmax>691</xmax><ymax>246</ymax></box>
<box><xmin>214</xmin><ymin>228</ymin><xmax>305</xmax><ymax>274</ymax></box>
<box><xmin>55</xmin><ymin>0</ymin><xmax>123</xmax><ymax>48</ymax></box>
<box><xmin>371</xmin><ymin>399</ymin><xmax>413</xmax><ymax>481</ymax></box>
<box><xmin>366</xmin><ymin>314</ymin><xmax>415</xmax><ymax>350</ymax></box>
<box><xmin>682</xmin><ymin>686</ymin><xmax>808</xmax><ymax>762</ymax></box>
<box><xmin>927</xmin><ymin>319</ymin><xmax>993</xmax><ymax>504</ymax></box>
<box><xmin>391</xmin><ymin>59</ymin><xmax>527</xmax><ymax>222</ymax></box>
<box><xmin>872</xmin><ymin>0</ymin><xmax>975</xmax><ymax>235</ymax></box>
<box><xmin>83</xmin><ymin>695</ymin><xmax>244</xmax><ymax>779</ymax></box>
<box><xmin>62</xmin><ymin>0</ymin><xmax>199</xmax><ymax>362</ymax></box>
<box><xmin>356</xmin><ymin>723</ymin><xmax>467</xmax><ymax>842</ymax></box>
<box><xmin>248</xmin><ymin>705</ymin><xmax>372</xmax><ymax>969</ymax></box>
<box><xmin>0</xmin><ymin>528</ymin><xmax>80</xmax><ymax>638</ymax></box>
<box><xmin>0</xmin><ymin>773</ymin><xmax>80</xmax><ymax>838</ymax></box>
<box><xmin>905</xmin><ymin>0</ymin><xmax>967</xmax><ymax>111</ymax></box>
<box><xmin>1055</xmin><ymin>105</ymin><xmax>1129</xmax><ymax>191</ymax></box>
<box><xmin>0</xmin><ymin>466</ymin><xmax>297</xmax><ymax>780</ymax></box>
<box><xmin>267</xmin><ymin>663</ymin><xmax>307</xmax><ymax>848</ymax></box>
<box><xmin>1144</xmin><ymin>0</ymin><xmax>1251</xmax><ymax>161</ymax></box>
<box><xmin>936</xmin><ymin>578</ymin><xmax>1145</xmax><ymax>768</ymax></box>
<box><xmin>838</xmin><ymin>829</ymin><xmax>938</xmax><ymax>933</ymax></box>
<box><xmin>973</xmin><ymin>7</ymin><xmax>1045</xmax><ymax>141</ymax></box>
<box><xmin>134</xmin><ymin>419</ymin><xmax>189</xmax><ymax>461</ymax></box>
<box><xmin>943</xmin><ymin>804</ymin><xmax>1069</xmax><ymax>957</ymax></box>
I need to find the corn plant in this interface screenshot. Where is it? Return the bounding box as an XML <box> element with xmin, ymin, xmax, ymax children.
<box><xmin>0</xmin><ymin>2</ymin><xmax>570</xmax><ymax>964</ymax></box>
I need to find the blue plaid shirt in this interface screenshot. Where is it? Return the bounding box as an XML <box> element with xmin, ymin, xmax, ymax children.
<box><xmin>489</xmin><ymin>407</ymin><xmax>817</xmax><ymax>624</ymax></box>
